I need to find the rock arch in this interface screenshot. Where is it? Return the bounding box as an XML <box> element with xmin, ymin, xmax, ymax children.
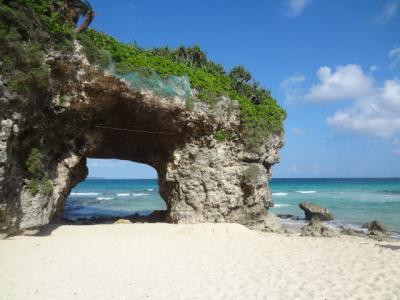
<box><xmin>0</xmin><ymin>49</ymin><xmax>283</xmax><ymax>238</ymax></box>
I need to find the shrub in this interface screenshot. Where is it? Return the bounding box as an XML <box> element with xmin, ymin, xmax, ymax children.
<box><xmin>81</xmin><ymin>30</ymin><xmax>286</xmax><ymax>148</ymax></box>
<box><xmin>77</xmin><ymin>31</ymin><xmax>111</xmax><ymax>67</ymax></box>
<box><xmin>26</xmin><ymin>148</ymin><xmax>44</xmax><ymax>177</ymax></box>
<box><xmin>214</xmin><ymin>130</ymin><xmax>232</xmax><ymax>143</ymax></box>
<box><xmin>1</xmin><ymin>1</ymin><xmax>285</xmax><ymax>148</ymax></box>
<box><xmin>0</xmin><ymin>1</ymin><xmax>75</xmax><ymax>95</ymax></box>
<box><xmin>242</xmin><ymin>166</ymin><xmax>260</xmax><ymax>183</ymax></box>
<box><xmin>40</xmin><ymin>176</ymin><xmax>53</xmax><ymax>196</ymax></box>
<box><xmin>25</xmin><ymin>148</ymin><xmax>53</xmax><ymax>196</ymax></box>
<box><xmin>27</xmin><ymin>179</ymin><xmax>40</xmax><ymax>195</ymax></box>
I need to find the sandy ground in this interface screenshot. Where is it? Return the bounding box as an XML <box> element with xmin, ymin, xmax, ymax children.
<box><xmin>1</xmin><ymin>223</ymin><xmax>400</xmax><ymax>300</ymax></box>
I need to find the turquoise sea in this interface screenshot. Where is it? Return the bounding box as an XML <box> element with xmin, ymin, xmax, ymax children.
<box><xmin>64</xmin><ymin>178</ymin><xmax>400</xmax><ymax>235</ymax></box>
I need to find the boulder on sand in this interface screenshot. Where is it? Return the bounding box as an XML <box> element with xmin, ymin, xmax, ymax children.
<box><xmin>301</xmin><ymin>220</ymin><xmax>338</xmax><ymax>238</ymax></box>
<box><xmin>114</xmin><ymin>219</ymin><xmax>132</xmax><ymax>224</ymax></box>
<box><xmin>362</xmin><ymin>220</ymin><xmax>388</xmax><ymax>239</ymax></box>
<box><xmin>299</xmin><ymin>202</ymin><xmax>333</xmax><ymax>221</ymax></box>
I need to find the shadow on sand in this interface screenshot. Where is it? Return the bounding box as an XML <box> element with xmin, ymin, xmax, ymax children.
<box><xmin>34</xmin><ymin>210</ymin><xmax>167</xmax><ymax>237</ymax></box>
<box><xmin>378</xmin><ymin>244</ymin><xmax>400</xmax><ymax>251</ymax></box>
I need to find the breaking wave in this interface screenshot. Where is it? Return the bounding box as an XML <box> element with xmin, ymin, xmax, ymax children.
<box><xmin>272</xmin><ymin>192</ymin><xmax>288</xmax><ymax>197</ymax></box>
<box><xmin>96</xmin><ymin>197</ymin><xmax>114</xmax><ymax>201</ymax></box>
<box><xmin>70</xmin><ymin>192</ymin><xmax>100</xmax><ymax>197</ymax></box>
<box><xmin>296</xmin><ymin>190</ymin><xmax>316</xmax><ymax>194</ymax></box>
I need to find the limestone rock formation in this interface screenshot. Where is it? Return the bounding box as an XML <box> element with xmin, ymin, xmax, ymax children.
<box><xmin>0</xmin><ymin>43</ymin><xmax>284</xmax><ymax>238</ymax></box>
<box><xmin>301</xmin><ymin>221</ymin><xmax>338</xmax><ymax>238</ymax></box>
<box><xmin>0</xmin><ymin>1</ymin><xmax>286</xmax><ymax>238</ymax></box>
<box><xmin>299</xmin><ymin>202</ymin><xmax>333</xmax><ymax>222</ymax></box>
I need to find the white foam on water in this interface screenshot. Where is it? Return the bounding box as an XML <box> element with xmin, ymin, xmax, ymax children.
<box><xmin>147</xmin><ymin>189</ymin><xmax>154</xmax><ymax>192</ymax></box>
<box><xmin>117</xmin><ymin>193</ymin><xmax>130</xmax><ymax>197</ymax></box>
<box><xmin>70</xmin><ymin>192</ymin><xmax>100</xmax><ymax>197</ymax></box>
<box><xmin>96</xmin><ymin>197</ymin><xmax>114</xmax><ymax>201</ymax></box>
<box><xmin>272</xmin><ymin>192</ymin><xmax>288</xmax><ymax>197</ymax></box>
<box><xmin>274</xmin><ymin>204</ymin><xmax>291</xmax><ymax>207</ymax></box>
<box><xmin>131</xmin><ymin>193</ymin><xmax>148</xmax><ymax>197</ymax></box>
<box><xmin>296</xmin><ymin>190</ymin><xmax>316</xmax><ymax>194</ymax></box>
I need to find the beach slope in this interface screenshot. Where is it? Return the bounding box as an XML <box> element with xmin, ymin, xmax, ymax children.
<box><xmin>1</xmin><ymin>223</ymin><xmax>400</xmax><ymax>299</ymax></box>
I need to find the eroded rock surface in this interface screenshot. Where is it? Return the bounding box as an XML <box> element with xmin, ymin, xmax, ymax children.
<box><xmin>299</xmin><ymin>202</ymin><xmax>333</xmax><ymax>222</ymax></box>
<box><xmin>301</xmin><ymin>221</ymin><xmax>338</xmax><ymax>238</ymax></box>
<box><xmin>0</xmin><ymin>44</ymin><xmax>284</xmax><ymax>238</ymax></box>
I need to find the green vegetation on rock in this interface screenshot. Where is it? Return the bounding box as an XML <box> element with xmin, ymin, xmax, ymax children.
<box><xmin>1</xmin><ymin>0</ymin><xmax>285</xmax><ymax>149</ymax></box>
<box><xmin>0</xmin><ymin>0</ymin><xmax>74</xmax><ymax>95</ymax></box>
<box><xmin>242</xmin><ymin>166</ymin><xmax>261</xmax><ymax>183</ymax></box>
<box><xmin>79</xmin><ymin>30</ymin><xmax>286</xmax><ymax>148</ymax></box>
<box><xmin>25</xmin><ymin>148</ymin><xmax>53</xmax><ymax>196</ymax></box>
<box><xmin>214</xmin><ymin>130</ymin><xmax>232</xmax><ymax>143</ymax></box>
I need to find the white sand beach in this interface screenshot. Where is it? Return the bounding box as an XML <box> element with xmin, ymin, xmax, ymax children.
<box><xmin>1</xmin><ymin>223</ymin><xmax>400</xmax><ymax>300</ymax></box>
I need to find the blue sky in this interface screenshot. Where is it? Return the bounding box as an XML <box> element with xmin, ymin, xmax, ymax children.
<box><xmin>86</xmin><ymin>0</ymin><xmax>400</xmax><ymax>179</ymax></box>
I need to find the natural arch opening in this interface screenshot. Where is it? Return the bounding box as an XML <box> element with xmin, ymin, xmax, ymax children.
<box><xmin>0</xmin><ymin>58</ymin><xmax>284</xmax><ymax>238</ymax></box>
<box><xmin>63</xmin><ymin>159</ymin><xmax>167</xmax><ymax>222</ymax></box>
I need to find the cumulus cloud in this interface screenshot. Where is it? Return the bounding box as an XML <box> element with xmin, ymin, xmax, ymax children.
<box><xmin>389</xmin><ymin>46</ymin><xmax>400</xmax><ymax>69</ymax></box>
<box><xmin>285</xmin><ymin>0</ymin><xmax>312</xmax><ymax>17</ymax></box>
<box><xmin>326</xmin><ymin>78</ymin><xmax>400</xmax><ymax>137</ymax></box>
<box><xmin>282</xmin><ymin>63</ymin><xmax>400</xmax><ymax>137</ymax></box>
<box><xmin>304</xmin><ymin>65</ymin><xmax>375</xmax><ymax>102</ymax></box>
<box><xmin>374</xmin><ymin>0</ymin><xmax>399</xmax><ymax>25</ymax></box>
<box><xmin>292</xmin><ymin>128</ymin><xmax>305</xmax><ymax>135</ymax></box>
<box><xmin>280</xmin><ymin>73</ymin><xmax>306</xmax><ymax>104</ymax></box>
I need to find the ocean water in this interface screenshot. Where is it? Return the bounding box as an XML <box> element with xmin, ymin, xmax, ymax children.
<box><xmin>64</xmin><ymin>178</ymin><xmax>400</xmax><ymax>234</ymax></box>
<box><xmin>64</xmin><ymin>179</ymin><xmax>166</xmax><ymax>220</ymax></box>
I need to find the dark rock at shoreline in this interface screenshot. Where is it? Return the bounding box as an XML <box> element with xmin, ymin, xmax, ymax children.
<box><xmin>361</xmin><ymin>220</ymin><xmax>387</xmax><ymax>233</ymax></box>
<box><xmin>362</xmin><ymin>220</ymin><xmax>388</xmax><ymax>240</ymax></box>
<box><xmin>301</xmin><ymin>220</ymin><xmax>338</xmax><ymax>237</ymax></box>
<box><xmin>299</xmin><ymin>202</ymin><xmax>333</xmax><ymax>221</ymax></box>
<box><xmin>277</xmin><ymin>214</ymin><xmax>300</xmax><ymax>221</ymax></box>
<box><xmin>62</xmin><ymin>210</ymin><xmax>168</xmax><ymax>225</ymax></box>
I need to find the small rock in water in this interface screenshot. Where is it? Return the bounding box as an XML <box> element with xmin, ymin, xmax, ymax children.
<box><xmin>277</xmin><ymin>214</ymin><xmax>300</xmax><ymax>221</ymax></box>
<box><xmin>299</xmin><ymin>202</ymin><xmax>333</xmax><ymax>221</ymax></box>
<box><xmin>114</xmin><ymin>219</ymin><xmax>132</xmax><ymax>224</ymax></box>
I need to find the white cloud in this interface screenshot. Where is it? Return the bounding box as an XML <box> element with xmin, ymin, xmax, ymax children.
<box><xmin>392</xmin><ymin>149</ymin><xmax>400</xmax><ymax>155</ymax></box>
<box><xmin>326</xmin><ymin>77</ymin><xmax>400</xmax><ymax>137</ymax></box>
<box><xmin>280</xmin><ymin>73</ymin><xmax>305</xmax><ymax>105</ymax></box>
<box><xmin>304</xmin><ymin>65</ymin><xmax>375</xmax><ymax>102</ymax></box>
<box><xmin>374</xmin><ymin>0</ymin><xmax>399</xmax><ymax>25</ymax></box>
<box><xmin>389</xmin><ymin>46</ymin><xmax>400</xmax><ymax>69</ymax></box>
<box><xmin>283</xmin><ymin>63</ymin><xmax>400</xmax><ymax>137</ymax></box>
<box><xmin>292</xmin><ymin>127</ymin><xmax>305</xmax><ymax>135</ymax></box>
<box><xmin>370</xmin><ymin>65</ymin><xmax>379</xmax><ymax>72</ymax></box>
<box><xmin>285</xmin><ymin>0</ymin><xmax>312</xmax><ymax>17</ymax></box>
<box><xmin>290</xmin><ymin>163</ymin><xmax>300</xmax><ymax>173</ymax></box>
